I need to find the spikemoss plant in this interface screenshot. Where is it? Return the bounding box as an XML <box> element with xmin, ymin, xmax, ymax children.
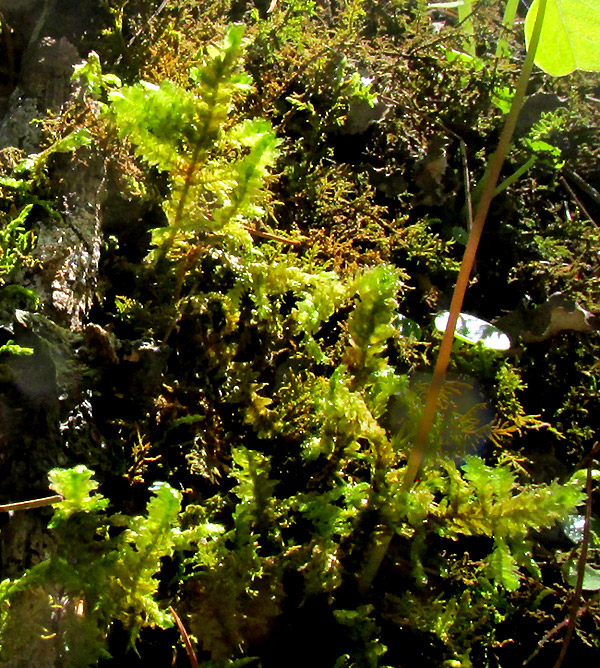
<box><xmin>108</xmin><ymin>23</ymin><xmax>280</xmax><ymax>264</ymax></box>
<box><xmin>0</xmin><ymin>466</ymin><xmax>182</xmax><ymax>667</ymax></box>
<box><xmin>0</xmin><ymin>6</ymin><xmax>597</xmax><ymax>667</ymax></box>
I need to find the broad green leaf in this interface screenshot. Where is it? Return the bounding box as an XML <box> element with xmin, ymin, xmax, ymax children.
<box><xmin>393</xmin><ymin>313</ymin><xmax>422</xmax><ymax>339</ymax></box>
<box><xmin>568</xmin><ymin>468</ymin><xmax>600</xmax><ymax>489</ymax></box>
<box><xmin>564</xmin><ymin>558</ymin><xmax>600</xmax><ymax>590</ymax></box>
<box><xmin>525</xmin><ymin>0</ymin><xmax>600</xmax><ymax>76</ymax></box>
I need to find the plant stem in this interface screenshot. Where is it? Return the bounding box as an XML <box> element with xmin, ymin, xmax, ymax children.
<box><xmin>401</xmin><ymin>0</ymin><xmax>548</xmax><ymax>492</ymax></box>
<box><xmin>357</xmin><ymin>526</ymin><xmax>394</xmax><ymax>595</ymax></box>
<box><xmin>494</xmin><ymin>155</ymin><xmax>537</xmax><ymax>196</ymax></box>
<box><xmin>0</xmin><ymin>495</ymin><xmax>63</xmax><ymax>513</ymax></box>
<box><xmin>155</xmin><ymin>140</ymin><xmax>204</xmax><ymax>269</ymax></box>
<box><xmin>496</xmin><ymin>0</ymin><xmax>521</xmax><ymax>59</ymax></box>
<box><xmin>457</xmin><ymin>0</ymin><xmax>476</xmax><ymax>57</ymax></box>
<box><xmin>552</xmin><ymin>442</ymin><xmax>600</xmax><ymax>668</ymax></box>
<box><xmin>170</xmin><ymin>606</ymin><xmax>199</xmax><ymax>668</ymax></box>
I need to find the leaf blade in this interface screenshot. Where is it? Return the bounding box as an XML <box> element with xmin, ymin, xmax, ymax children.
<box><xmin>525</xmin><ymin>0</ymin><xmax>600</xmax><ymax>76</ymax></box>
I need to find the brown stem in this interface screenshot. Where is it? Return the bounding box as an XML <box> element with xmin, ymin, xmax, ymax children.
<box><xmin>0</xmin><ymin>495</ymin><xmax>63</xmax><ymax>513</ymax></box>
<box><xmin>244</xmin><ymin>225</ymin><xmax>305</xmax><ymax>246</ymax></box>
<box><xmin>401</xmin><ymin>0</ymin><xmax>548</xmax><ymax>492</ymax></box>
<box><xmin>552</xmin><ymin>442</ymin><xmax>599</xmax><ymax>668</ymax></box>
<box><xmin>170</xmin><ymin>606</ymin><xmax>199</xmax><ymax>668</ymax></box>
<box><xmin>156</xmin><ymin>141</ymin><xmax>204</xmax><ymax>268</ymax></box>
<box><xmin>560</xmin><ymin>176</ymin><xmax>598</xmax><ymax>227</ymax></box>
<box><xmin>357</xmin><ymin>526</ymin><xmax>394</xmax><ymax>595</ymax></box>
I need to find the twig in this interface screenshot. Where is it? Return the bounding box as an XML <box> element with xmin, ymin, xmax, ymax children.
<box><xmin>0</xmin><ymin>494</ymin><xmax>63</xmax><ymax>513</ymax></box>
<box><xmin>401</xmin><ymin>0</ymin><xmax>549</xmax><ymax>492</ymax></box>
<box><xmin>564</xmin><ymin>168</ymin><xmax>600</xmax><ymax>208</ymax></box>
<box><xmin>494</xmin><ymin>155</ymin><xmax>537</xmax><ymax>196</ymax></box>
<box><xmin>459</xmin><ymin>138</ymin><xmax>473</xmax><ymax>233</ymax></box>
<box><xmin>170</xmin><ymin>606</ymin><xmax>199</xmax><ymax>668</ymax></box>
<box><xmin>405</xmin><ymin>1</ymin><xmax>489</xmax><ymax>57</ymax></box>
<box><xmin>560</xmin><ymin>176</ymin><xmax>598</xmax><ymax>228</ymax></box>
<box><xmin>112</xmin><ymin>0</ymin><xmax>170</xmax><ymax>67</ymax></box>
<box><xmin>244</xmin><ymin>225</ymin><xmax>305</xmax><ymax>246</ymax></box>
<box><xmin>28</xmin><ymin>0</ymin><xmax>57</xmax><ymax>50</ymax></box>
<box><xmin>126</xmin><ymin>0</ymin><xmax>169</xmax><ymax>50</ymax></box>
<box><xmin>0</xmin><ymin>13</ymin><xmax>16</xmax><ymax>89</ymax></box>
<box><xmin>523</xmin><ymin>603</ymin><xmax>589</xmax><ymax>665</ymax></box>
<box><xmin>552</xmin><ymin>441</ymin><xmax>599</xmax><ymax>668</ymax></box>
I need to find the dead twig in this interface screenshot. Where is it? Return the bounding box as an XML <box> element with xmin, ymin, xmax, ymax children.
<box><xmin>552</xmin><ymin>441</ymin><xmax>599</xmax><ymax>668</ymax></box>
<box><xmin>560</xmin><ymin>175</ymin><xmax>598</xmax><ymax>227</ymax></box>
<box><xmin>459</xmin><ymin>138</ymin><xmax>474</xmax><ymax>246</ymax></box>
<box><xmin>244</xmin><ymin>225</ymin><xmax>305</xmax><ymax>246</ymax></box>
<box><xmin>564</xmin><ymin>168</ymin><xmax>600</xmax><ymax>208</ymax></box>
<box><xmin>170</xmin><ymin>606</ymin><xmax>199</xmax><ymax>668</ymax></box>
<box><xmin>523</xmin><ymin>603</ymin><xmax>589</xmax><ymax>665</ymax></box>
<box><xmin>0</xmin><ymin>495</ymin><xmax>63</xmax><ymax>513</ymax></box>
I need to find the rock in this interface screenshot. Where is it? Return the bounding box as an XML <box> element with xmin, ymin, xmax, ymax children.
<box><xmin>495</xmin><ymin>292</ymin><xmax>600</xmax><ymax>345</ymax></box>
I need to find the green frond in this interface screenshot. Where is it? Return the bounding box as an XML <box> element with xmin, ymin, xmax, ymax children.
<box><xmin>487</xmin><ymin>539</ymin><xmax>521</xmax><ymax>591</ymax></box>
<box><xmin>110</xmin><ymin>80</ymin><xmax>200</xmax><ymax>172</ymax></box>
<box><xmin>48</xmin><ymin>465</ymin><xmax>109</xmax><ymax>525</ymax></box>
